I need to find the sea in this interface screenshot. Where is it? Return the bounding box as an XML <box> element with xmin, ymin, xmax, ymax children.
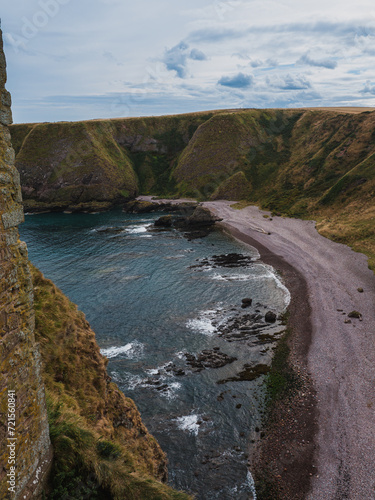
<box><xmin>20</xmin><ymin>209</ymin><xmax>290</xmax><ymax>500</ymax></box>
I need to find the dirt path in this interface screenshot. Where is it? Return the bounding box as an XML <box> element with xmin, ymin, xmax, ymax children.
<box><xmin>203</xmin><ymin>201</ymin><xmax>375</xmax><ymax>500</ymax></box>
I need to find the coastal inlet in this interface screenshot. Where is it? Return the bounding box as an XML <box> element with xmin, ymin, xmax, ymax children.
<box><xmin>21</xmin><ymin>210</ymin><xmax>290</xmax><ymax>500</ymax></box>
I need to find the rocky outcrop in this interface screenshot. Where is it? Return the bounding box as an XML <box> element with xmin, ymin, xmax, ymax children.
<box><xmin>0</xmin><ymin>29</ymin><xmax>52</xmax><ymax>499</ymax></box>
<box><xmin>31</xmin><ymin>266</ymin><xmax>187</xmax><ymax>499</ymax></box>
<box><xmin>0</xmin><ymin>30</ymin><xmax>190</xmax><ymax>500</ymax></box>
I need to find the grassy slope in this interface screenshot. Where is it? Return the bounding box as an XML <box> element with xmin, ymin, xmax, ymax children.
<box><xmin>11</xmin><ymin>108</ymin><xmax>375</xmax><ymax>267</ymax></box>
<box><xmin>31</xmin><ymin>264</ymin><xmax>191</xmax><ymax>500</ymax></box>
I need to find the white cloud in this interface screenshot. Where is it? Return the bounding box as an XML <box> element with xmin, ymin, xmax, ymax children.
<box><xmin>2</xmin><ymin>0</ymin><xmax>375</xmax><ymax>122</ymax></box>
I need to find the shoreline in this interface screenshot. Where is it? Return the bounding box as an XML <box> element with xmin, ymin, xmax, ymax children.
<box><xmin>205</xmin><ymin>200</ymin><xmax>375</xmax><ymax>500</ymax></box>
<box><xmin>136</xmin><ymin>196</ymin><xmax>375</xmax><ymax>499</ymax></box>
<box><xmin>217</xmin><ymin>221</ymin><xmax>318</xmax><ymax>499</ymax></box>
<box><xmin>140</xmin><ymin>196</ymin><xmax>318</xmax><ymax>496</ymax></box>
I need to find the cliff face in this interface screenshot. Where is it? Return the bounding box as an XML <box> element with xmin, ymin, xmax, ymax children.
<box><xmin>0</xmin><ymin>30</ymin><xmax>190</xmax><ymax>500</ymax></box>
<box><xmin>11</xmin><ymin>108</ymin><xmax>375</xmax><ymax>269</ymax></box>
<box><xmin>32</xmin><ymin>266</ymin><xmax>189</xmax><ymax>500</ymax></box>
<box><xmin>0</xmin><ymin>30</ymin><xmax>52</xmax><ymax>499</ymax></box>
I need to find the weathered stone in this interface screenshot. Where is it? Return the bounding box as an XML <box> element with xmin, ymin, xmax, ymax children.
<box><xmin>186</xmin><ymin>205</ymin><xmax>222</xmax><ymax>226</ymax></box>
<box><xmin>1</xmin><ymin>89</ymin><xmax>11</xmax><ymax>108</ymax></box>
<box><xmin>2</xmin><ymin>205</ymin><xmax>24</xmax><ymax>229</ymax></box>
<box><xmin>154</xmin><ymin>215</ymin><xmax>173</xmax><ymax>227</ymax></box>
<box><xmin>0</xmin><ymin>28</ymin><xmax>52</xmax><ymax>500</ymax></box>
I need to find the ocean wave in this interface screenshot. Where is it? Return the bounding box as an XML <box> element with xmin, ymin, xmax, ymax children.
<box><xmin>258</xmin><ymin>264</ymin><xmax>291</xmax><ymax>308</ymax></box>
<box><xmin>100</xmin><ymin>341</ymin><xmax>144</xmax><ymax>359</ymax></box>
<box><xmin>145</xmin><ymin>361</ymin><xmax>174</xmax><ymax>377</ymax></box>
<box><xmin>126</xmin><ymin>224</ymin><xmax>152</xmax><ymax>234</ymax></box>
<box><xmin>229</xmin><ymin>470</ymin><xmax>257</xmax><ymax>499</ymax></box>
<box><xmin>187</xmin><ymin>310</ymin><xmax>218</xmax><ymax>335</ymax></box>
<box><xmin>211</xmin><ymin>272</ymin><xmax>258</xmax><ymax>282</ymax></box>
<box><xmin>163</xmin><ymin>382</ymin><xmax>182</xmax><ymax>400</ymax></box>
<box><xmin>175</xmin><ymin>414</ymin><xmax>202</xmax><ymax>436</ymax></box>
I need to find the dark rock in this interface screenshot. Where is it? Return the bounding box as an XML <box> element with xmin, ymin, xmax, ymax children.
<box><xmin>190</xmin><ymin>253</ymin><xmax>254</xmax><ymax>269</ymax></box>
<box><xmin>154</xmin><ymin>215</ymin><xmax>173</xmax><ymax>227</ymax></box>
<box><xmin>265</xmin><ymin>311</ymin><xmax>277</xmax><ymax>323</ymax></box>
<box><xmin>241</xmin><ymin>298</ymin><xmax>253</xmax><ymax>309</ymax></box>
<box><xmin>185</xmin><ymin>349</ymin><xmax>237</xmax><ymax>370</ymax></box>
<box><xmin>186</xmin><ymin>206</ymin><xmax>222</xmax><ymax>226</ymax></box>
<box><xmin>357</xmin><ymin>288</ymin><xmax>364</xmax><ymax>293</ymax></box>
<box><xmin>217</xmin><ymin>363</ymin><xmax>270</xmax><ymax>384</ymax></box>
<box><xmin>95</xmin><ymin>226</ymin><xmax>124</xmax><ymax>233</ymax></box>
<box><xmin>156</xmin><ymin>384</ymin><xmax>169</xmax><ymax>391</ymax></box>
<box><xmin>173</xmin><ymin>369</ymin><xmax>186</xmax><ymax>376</ymax></box>
<box><xmin>348</xmin><ymin>310</ymin><xmax>362</xmax><ymax>319</ymax></box>
<box><xmin>123</xmin><ymin>200</ymin><xmax>157</xmax><ymax>213</ymax></box>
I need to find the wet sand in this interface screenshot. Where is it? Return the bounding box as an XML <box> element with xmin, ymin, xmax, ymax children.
<box><xmin>204</xmin><ymin>201</ymin><xmax>375</xmax><ymax>500</ymax></box>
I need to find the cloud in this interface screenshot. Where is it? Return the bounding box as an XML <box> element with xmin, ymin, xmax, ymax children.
<box><xmin>268</xmin><ymin>74</ymin><xmax>311</xmax><ymax>90</ymax></box>
<box><xmin>162</xmin><ymin>42</ymin><xmax>207</xmax><ymax>77</ymax></box>
<box><xmin>250</xmin><ymin>59</ymin><xmax>263</xmax><ymax>68</ymax></box>
<box><xmin>218</xmin><ymin>72</ymin><xmax>254</xmax><ymax>88</ymax></box>
<box><xmin>103</xmin><ymin>51</ymin><xmax>123</xmax><ymax>66</ymax></box>
<box><xmin>187</xmin><ymin>20</ymin><xmax>375</xmax><ymax>47</ymax></box>
<box><xmin>163</xmin><ymin>41</ymin><xmax>190</xmax><ymax>78</ymax></box>
<box><xmin>298</xmin><ymin>52</ymin><xmax>337</xmax><ymax>69</ymax></box>
<box><xmin>360</xmin><ymin>80</ymin><xmax>375</xmax><ymax>94</ymax></box>
<box><xmin>188</xmin><ymin>28</ymin><xmax>243</xmax><ymax>44</ymax></box>
<box><xmin>190</xmin><ymin>48</ymin><xmax>207</xmax><ymax>61</ymax></box>
<box><xmin>265</xmin><ymin>58</ymin><xmax>278</xmax><ymax>67</ymax></box>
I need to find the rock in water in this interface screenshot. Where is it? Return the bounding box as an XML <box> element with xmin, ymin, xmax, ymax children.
<box><xmin>265</xmin><ymin>311</ymin><xmax>277</xmax><ymax>323</ymax></box>
<box><xmin>154</xmin><ymin>215</ymin><xmax>173</xmax><ymax>227</ymax></box>
<box><xmin>186</xmin><ymin>206</ymin><xmax>222</xmax><ymax>226</ymax></box>
<box><xmin>241</xmin><ymin>298</ymin><xmax>253</xmax><ymax>308</ymax></box>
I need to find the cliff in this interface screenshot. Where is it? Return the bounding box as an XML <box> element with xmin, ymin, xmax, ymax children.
<box><xmin>11</xmin><ymin>108</ymin><xmax>375</xmax><ymax>269</ymax></box>
<box><xmin>0</xmin><ymin>29</ymin><xmax>190</xmax><ymax>500</ymax></box>
<box><xmin>31</xmin><ymin>265</ymin><xmax>190</xmax><ymax>499</ymax></box>
<box><xmin>0</xmin><ymin>30</ymin><xmax>52</xmax><ymax>499</ymax></box>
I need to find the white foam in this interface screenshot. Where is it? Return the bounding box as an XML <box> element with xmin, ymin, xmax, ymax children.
<box><xmin>245</xmin><ymin>471</ymin><xmax>257</xmax><ymax>499</ymax></box>
<box><xmin>187</xmin><ymin>310</ymin><xmax>217</xmax><ymax>335</ymax></box>
<box><xmin>175</xmin><ymin>414</ymin><xmax>201</xmax><ymax>435</ymax></box>
<box><xmin>175</xmin><ymin>351</ymin><xmax>187</xmax><ymax>359</ymax></box>
<box><xmin>100</xmin><ymin>341</ymin><xmax>144</xmax><ymax>359</ymax></box>
<box><xmin>145</xmin><ymin>362</ymin><xmax>173</xmax><ymax>376</ymax></box>
<box><xmin>110</xmin><ymin>371</ymin><xmax>144</xmax><ymax>390</ymax></box>
<box><xmin>228</xmin><ymin>470</ymin><xmax>257</xmax><ymax>498</ymax></box>
<box><xmin>260</xmin><ymin>264</ymin><xmax>291</xmax><ymax>308</ymax></box>
<box><xmin>124</xmin><ymin>373</ymin><xmax>145</xmax><ymax>390</ymax></box>
<box><xmin>146</xmin><ymin>368</ymin><xmax>160</xmax><ymax>376</ymax></box>
<box><xmin>164</xmin><ymin>382</ymin><xmax>182</xmax><ymax>400</ymax></box>
<box><xmin>211</xmin><ymin>272</ymin><xmax>258</xmax><ymax>282</ymax></box>
<box><xmin>126</xmin><ymin>224</ymin><xmax>152</xmax><ymax>234</ymax></box>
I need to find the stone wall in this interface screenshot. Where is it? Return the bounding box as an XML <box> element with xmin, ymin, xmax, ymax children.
<box><xmin>0</xmin><ymin>29</ymin><xmax>52</xmax><ymax>499</ymax></box>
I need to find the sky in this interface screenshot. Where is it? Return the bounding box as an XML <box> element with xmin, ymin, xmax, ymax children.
<box><xmin>2</xmin><ymin>0</ymin><xmax>375</xmax><ymax>123</ymax></box>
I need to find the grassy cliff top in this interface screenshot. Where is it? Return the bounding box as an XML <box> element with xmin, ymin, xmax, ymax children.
<box><xmin>10</xmin><ymin>107</ymin><xmax>375</xmax><ymax>270</ymax></box>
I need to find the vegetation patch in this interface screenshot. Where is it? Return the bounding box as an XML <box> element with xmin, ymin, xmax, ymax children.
<box><xmin>32</xmin><ymin>265</ymin><xmax>192</xmax><ymax>500</ymax></box>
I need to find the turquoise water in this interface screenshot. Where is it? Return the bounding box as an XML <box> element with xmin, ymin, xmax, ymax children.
<box><xmin>21</xmin><ymin>210</ymin><xmax>289</xmax><ymax>499</ymax></box>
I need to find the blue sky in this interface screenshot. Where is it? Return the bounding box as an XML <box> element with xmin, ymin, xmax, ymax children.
<box><xmin>2</xmin><ymin>0</ymin><xmax>375</xmax><ymax>123</ymax></box>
